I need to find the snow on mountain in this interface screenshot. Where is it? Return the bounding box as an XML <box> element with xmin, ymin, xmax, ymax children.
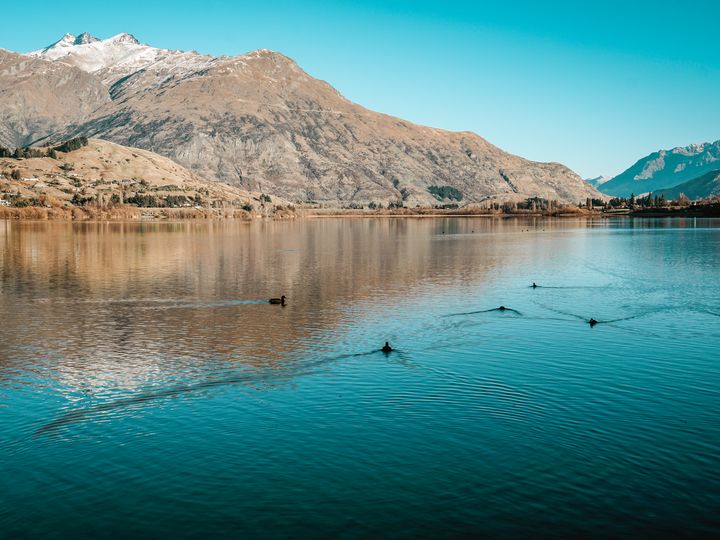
<box><xmin>35</xmin><ymin>33</ymin><xmax>76</xmax><ymax>55</ymax></box>
<box><xmin>75</xmin><ymin>32</ymin><xmax>100</xmax><ymax>45</ymax></box>
<box><xmin>28</xmin><ymin>32</ymin><xmax>215</xmax><ymax>86</ymax></box>
<box><xmin>585</xmin><ymin>175</ymin><xmax>612</xmax><ymax>188</ymax></box>
<box><xmin>600</xmin><ymin>140</ymin><xmax>720</xmax><ymax>196</ymax></box>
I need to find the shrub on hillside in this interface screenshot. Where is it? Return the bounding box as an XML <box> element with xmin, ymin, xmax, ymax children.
<box><xmin>165</xmin><ymin>195</ymin><xmax>193</xmax><ymax>207</ymax></box>
<box><xmin>428</xmin><ymin>185</ymin><xmax>463</xmax><ymax>201</ymax></box>
<box><xmin>54</xmin><ymin>137</ymin><xmax>89</xmax><ymax>153</ymax></box>
<box><xmin>71</xmin><ymin>193</ymin><xmax>93</xmax><ymax>206</ymax></box>
<box><xmin>126</xmin><ymin>193</ymin><xmax>160</xmax><ymax>207</ymax></box>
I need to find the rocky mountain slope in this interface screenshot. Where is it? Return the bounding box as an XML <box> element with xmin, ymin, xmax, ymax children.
<box><xmin>652</xmin><ymin>169</ymin><xmax>720</xmax><ymax>201</ymax></box>
<box><xmin>0</xmin><ymin>48</ymin><xmax>109</xmax><ymax>147</ymax></box>
<box><xmin>600</xmin><ymin>140</ymin><xmax>720</xmax><ymax>197</ymax></box>
<box><xmin>2</xmin><ymin>32</ymin><xmax>600</xmax><ymax>206</ymax></box>
<box><xmin>0</xmin><ymin>138</ymin><xmax>267</xmax><ymax>210</ymax></box>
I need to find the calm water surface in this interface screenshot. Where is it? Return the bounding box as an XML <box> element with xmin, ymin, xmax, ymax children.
<box><xmin>1</xmin><ymin>218</ymin><xmax>719</xmax><ymax>539</ymax></box>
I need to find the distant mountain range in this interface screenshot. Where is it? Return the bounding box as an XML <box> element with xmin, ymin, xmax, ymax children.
<box><xmin>596</xmin><ymin>140</ymin><xmax>720</xmax><ymax>198</ymax></box>
<box><xmin>652</xmin><ymin>170</ymin><xmax>720</xmax><ymax>201</ymax></box>
<box><xmin>0</xmin><ymin>32</ymin><xmax>599</xmax><ymax>206</ymax></box>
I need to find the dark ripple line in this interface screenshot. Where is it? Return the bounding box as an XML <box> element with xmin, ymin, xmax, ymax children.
<box><xmin>530</xmin><ymin>285</ymin><xmax>611</xmax><ymax>290</ymax></box>
<box><xmin>34</xmin><ymin>372</ymin><xmax>286</xmax><ymax>436</ymax></box>
<box><xmin>531</xmin><ymin>301</ymin><xmax>588</xmax><ymax>322</ymax></box>
<box><xmin>444</xmin><ymin>307</ymin><xmax>523</xmax><ymax>317</ymax></box>
<box><xmin>532</xmin><ymin>301</ymin><xmax>663</xmax><ymax>325</ymax></box>
<box><xmin>30</xmin><ymin>298</ymin><xmax>267</xmax><ymax>305</ymax></box>
<box><xmin>581</xmin><ymin>259</ymin><xmax>632</xmax><ymax>282</ymax></box>
<box><xmin>596</xmin><ymin>314</ymin><xmax>651</xmax><ymax>324</ymax></box>
<box><xmin>137</xmin><ymin>300</ymin><xmax>270</xmax><ymax>310</ymax></box>
<box><xmin>600</xmin><ymin>322</ymin><xmax>664</xmax><ymax>338</ymax></box>
<box><xmin>34</xmin><ymin>349</ymin><xmax>388</xmax><ymax>436</ymax></box>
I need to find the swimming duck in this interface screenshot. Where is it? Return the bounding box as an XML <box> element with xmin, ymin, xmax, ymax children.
<box><xmin>589</xmin><ymin>318</ymin><xmax>598</xmax><ymax>327</ymax></box>
<box><xmin>269</xmin><ymin>295</ymin><xmax>286</xmax><ymax>306</ymax></box>
<box><xmin>381</xmin><ymin>342</ymin><xmax>393</xmax><ymax>353</ymax></box>
<box><xmin>532</xmin><ymin>282</ymin><xmax>538</xmax><ymax>289</ymax></box>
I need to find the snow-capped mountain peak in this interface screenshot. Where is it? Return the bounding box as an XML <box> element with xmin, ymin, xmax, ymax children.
<box><xmin>74</xmin><ymin>32</ymin><xmax>100</xmax><ymax>45</ymax></box>
<box><xmin>41</xmin><ymin>33</ymin><xmax>77</xmax><ymax>52</ymax></box>
<box><xmin>38</xmin><ymin>32</ymin><xmax>100</xmax><ymax>52</ymax></box>
<box><xmin>29</xmin><ymin>32</ymin><xmax>166</xmax><ymax>77</ymax></box>
<box><xmin>106</xmin><ymin>32</ymin><xmax>140</xmax><ymax>45</ymax></box>
<box><xmin>27</xmin><ymin>32</ymin><xmax>217</xmax><ymax>91</ymax></box>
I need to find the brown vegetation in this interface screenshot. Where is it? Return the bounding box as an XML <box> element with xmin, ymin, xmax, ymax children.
<box><xmin>0</xmin><ymin>204</ymin><xmax>304</xmax><ymax>221</ymax></box>
<box><xmin>0</xmin><ymin>138</ymin><xmax>296</xmax><ymax>220</ymax></box>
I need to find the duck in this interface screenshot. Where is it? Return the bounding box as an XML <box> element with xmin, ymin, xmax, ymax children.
<box><xmin>589</xmin><ymin>318</ymin><xmax>598</xmax><ymax>327</ymax></box>
<box><xmin>269</xmin><ymin>295</ymin><xmax>286</xmax><ymax>306</ymax></box>
<box><xmin>532</xmin><ymin>282</ymin><xmax>538</xmax><ymax>289</ymax></box>
<box><xmin>381</xmin><ymin>341</ymin><xmax>393</xmax><ymax>353</ymax></box>
<box><xmin>498</xmin><ymin>306</ymin><xmax>507</xmax><ymax>311</ymax></box>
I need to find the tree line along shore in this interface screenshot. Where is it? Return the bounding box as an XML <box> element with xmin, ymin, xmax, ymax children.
<box><xmin>2</xmin><ymin>139</ymin><xmax>719</xmax><ymax>220</ymax></box>
<box><xmin>2</xmin><ymin>197</ymin><xmax>718</xmax><ymax>221</ymax></box>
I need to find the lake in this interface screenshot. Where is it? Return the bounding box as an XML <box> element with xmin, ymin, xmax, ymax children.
<box><xmin>1</xmin><ymin>217</ymin><xmax>718</xmax><ymax>539</ymax></box>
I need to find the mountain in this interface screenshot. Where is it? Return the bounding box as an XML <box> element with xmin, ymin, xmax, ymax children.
<box><xmin>585</xmin><ymin>175</ymin><xmax>611</xmax><ymax>188</ymax></box>
<box><xmin>27</xmin><ymin>32</ymin><xmax>214</xmax><ymax>87</ymax></box>
<box><xmin>0</xmin><ymin>138</ymin><xmax>266</xmax><ymax>211</ymax></box>
<box><xmin>652</xmin><ymin>170</ymin><xmax>720</xmax><ymax>201</ymax></box>
<box><xmin>0</xmin><ymin>49</ymin><xmax>109</xmax><ymax>147</ymax></box>
<box><xmin>600</xmin><ymin>141</ymin><xmax>720</xmax><ymax>197</ymax></box>
<box><xmin>1</xmin><ymin>32</ymin><xmax>600</xmax><ymax>206</ymax></box>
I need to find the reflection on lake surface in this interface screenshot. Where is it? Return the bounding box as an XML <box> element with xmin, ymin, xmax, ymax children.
<box><xmin>1</xmin><ymin>218</ymin><xmax>719</xmax><ymax>538</ymax></box>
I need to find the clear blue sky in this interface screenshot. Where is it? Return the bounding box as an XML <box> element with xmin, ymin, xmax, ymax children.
<box><xmin>3</xmin><ymin>0</ymin><xmax>719</xmax><ymax>177</ymax></box>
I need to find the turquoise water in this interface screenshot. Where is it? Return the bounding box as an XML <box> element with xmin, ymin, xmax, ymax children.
<box><xmin>1</xmin><ymin>218</ymin><xmax>718</xmax><ymax>539</ymax></box>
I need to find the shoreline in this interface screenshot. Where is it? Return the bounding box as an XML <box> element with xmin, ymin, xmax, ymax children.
<box><xmin>2</xmin><ymin>205</ymin><xmax>719</xmax><ymax>222</ymax></box>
